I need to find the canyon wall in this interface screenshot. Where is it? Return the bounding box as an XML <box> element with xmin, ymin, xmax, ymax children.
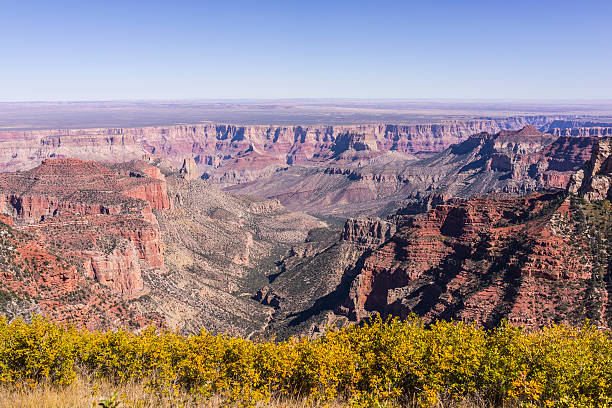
<box><xmin>0</xmin><ymin>215</ymin><xmax>159</xmax><ymax>330</ymax></box>
<box><xmin>334</xmin><ymin>191</ymin><xmax>611</xmax><ymax>329</ymax></box>
<box><xmin>227</xmin><ymin>126</ymin><xmax>600</xmax><ymax>217</ymax></box>
<box><xmin>0</xmin><ymin>117</ymin><xmax>559</xmax><ymax>175</ymax></box>
<box><xmin>0</xmin><ymin>159</ymin><xmax>171</xmax><ymax>298</ymax></box>
<box><xmin>340</xmin><ymin>218</ymin><xmax>397</xmax><ymax>247</ymax></box>
<box><xmin>569</xmin><ymin>137</ymin><xmax>612</xmax><ymax>201</ymax></box>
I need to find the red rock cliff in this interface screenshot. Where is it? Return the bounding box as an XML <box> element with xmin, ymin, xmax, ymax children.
<box><xmin>0</xmin><ymin>159</ymin><xmax>171</xmax><ymax>298</ymax></box>
<box><xmin>0</xmin><ymin>216</ymin><xmax>158</xmax><ymax>330</ymax></box>
<box><xmin>337</xmin><ymin>191</ymin><xmax>611</xmax><ymax>329</ymax></box>
<box><xmin>0</xmin><ymin>118</ymin><xmax>557</xmax><ymax>177</ymax></box>
<box><xmin>569</xmin><ymin>138</ymin><xmax>612</xmax><ymax>201</ymax></box>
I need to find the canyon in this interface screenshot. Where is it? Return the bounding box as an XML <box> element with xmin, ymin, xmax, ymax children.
<box><xmin>0</xmin><ymin>116</ymin><xmax>569</xmax><ymax>175</ymax></box>
<box><xmin>0</xmin><ymin>157</ymin><xmax>332</xmax><ymax>335</ymax></box>
<box><xmin>258</xmin><ymin>138</ymin><xmax>612</xmax><ymax>335</ymax></box>
<box><xmin>227</xmin><ymin>125</ymin><xmax>600</xmax><ymax>217</ymax></box>
<box><xmin>0</xmin><ymin>116</ymin><xmax>610</xmax><ymax>337</ymax></box>
<box><xmin>1</xmin><ymin>117</ymin><xmax>609</xmax><ymax>221</ymax></box>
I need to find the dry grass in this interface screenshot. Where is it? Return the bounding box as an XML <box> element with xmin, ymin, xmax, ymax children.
<box><xmin>0</xmin><ymin>377</ymin><xmax>341</xmax><ymax>408</ymax></box>
<box><xmin>0</xmin><ymin>378</ymin><xmax>176</xmax><ymax>408</ymax></box>
<box><xmin>0</xmin><ymin>377</ymin><xmax>509</xmax><ymax>408</ymax></box>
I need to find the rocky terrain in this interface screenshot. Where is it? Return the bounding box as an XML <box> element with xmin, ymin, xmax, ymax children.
<box><xmin>0</xmin><ymin>120</ymin><xmax>610</xmax><ymax>337</ymax></box>
<box><xmin>254</xmin><ymin>138</ymin><xmax>612</xmax><ymax>335</ymax></box>
<box><xmin>0</xmin><ymin>158</ymin><xmax>171</xmax><ymax>296</ymax></box>
<box><xmin>144</xmin><ymin>171</ymin><xmax>330</xmax><ymax>336</ymax></box>
<box><xmin>337</xmin><ymin>192</ymin><xmax>611</xmax><ymax>329</ymax></box>
<box><xmin>0</xmin><ymin>215</ymin><xmax>161</xmax><ymax>330</ymax></box>
<box><xmin>1</xmin><ymin>118</ymin><xmax>608</xmax><ymax>220</ymax></box>
<box><xmin>0</xmin><ymin>157</ymin><xmax>339</xmax><ymax>336</ymax></box>
<box><xmin>569</xmin><ymin>138</ymin><xmax>612</xmax><ymax>201</ymax></box>
<box><xmin>0</xmin><ymin>159</ymin><xmax>176</xmax><ymax>329</ymax></box>
<box><xmin>228</xmin><ymin>126</ymin><xmax>599</xmax><ymax>217</ymax></box>
<box><xmin>0</xmin><ymin>116</ymin><xmax>565</xmax><ymax>175</ymax></box>
<box><xmin>0</xmin><ymin>158</ymin><xmax>174</xmax><ymax>329</ymax></box>
<box><xmin>254</xmin><ymin>217</ymin><xmax>397</xmax><ymax>338</ymax></box>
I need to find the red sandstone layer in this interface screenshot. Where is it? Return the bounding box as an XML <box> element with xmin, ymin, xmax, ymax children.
<box><xmin>339</xmin><ymin>191</ymin><xmax>611</xmax><ymax>329</ymax></box>
<box><xmin>0</xmin><ymin>159</ymin><xmax>171</xmax><ymax>299</ymax></box>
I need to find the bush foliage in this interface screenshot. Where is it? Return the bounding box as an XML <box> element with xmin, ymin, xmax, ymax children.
<box><xmin>0</xmin><ymin>315</ymin><xmax>610</xmax><ymax>407</ymax></box>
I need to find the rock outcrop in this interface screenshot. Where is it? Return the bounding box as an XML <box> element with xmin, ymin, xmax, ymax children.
<box><xmin>568</xmin><ymin>138</ymin><xmax>612</xmax><ymax>201</ymax></box>
<box><xmin>0</xmin><ymin>159</ymin><xmax>171</xmax><ymax>298</ymax></box>
<box><xmin>0</xmin><ymin>215</ymin><xmax>160</xmax><ymax>330</ymax></box>
<box><xmin>328</xmin><ymin>191</ymin><xmax>611</xmax><ymax>329</ymax></box>
<box><xmin>228</xmin><ymin>126</ymin><xmax>599</xmax><ymax>217</ymax></box>
<box><xmin>0</xmin><ymin>117</ymin><xmax>559</xmax><ymax>177</ymax></box>
<box><xmin>341</xmin><ymin>218</ymin><xmax>396</xmax><ymax>247</ymax></box>
<box><xmin>179</xmin><ymin>157</ymin><xmax>200</xmax><ymax>180</ymax></box>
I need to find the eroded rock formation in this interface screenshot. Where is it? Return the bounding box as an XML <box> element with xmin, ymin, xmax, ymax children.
<box><xmin>148</xmin><ymin>173</ymin><xmax>329</xmax><ymax>335</ymax></box>
<box><xmin>341</xmin><ymin>218</ymin><xmax>397</xmax><ymax>247</ymax></box>
<box><xmin>0</xmin><ymin>121</ymin><xmax>608</xmax><ymax>336</ymax></box>
<box><xmin>179</xmin><ymin>157</ymin><xmax>200</xmax><ymax>180</ymax></box>
<box><xmin>262</xmin><ymin>138</ymin><xmax>612</xmax><ymax>335</ymax></box>
<box><xmin>330</xmin><ymin>190</ymin><xmax>611</xmax><ymax>329</ymax></box>
<box><xmin>228</xmin><ymin>126</ymin><xmax>599</xmax><ymax>217</ymax></box>
<box><xmin>0</xmin><ymin>117</ymin><xmax>560</xmax><ymax>176</ymax></box>
<box><xmin>0</xmin><ymin>216</ymin><xmax>160</xmax><ymax>330</ymax></box>
<box><xmin>568</xmin><ymin>138</ymin><xmax>612</xmax><ymax>201</ymax></box>
<box><xmin>0</xmin><ymin>159</ymin><xmax>170</xmax><ymax>298</ymax></box>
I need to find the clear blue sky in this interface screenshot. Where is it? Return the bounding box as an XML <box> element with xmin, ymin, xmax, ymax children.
<box><xmin>1</xmin><ymin>0</ymin><xmax>611</xmax><ymax>101</ymax></box>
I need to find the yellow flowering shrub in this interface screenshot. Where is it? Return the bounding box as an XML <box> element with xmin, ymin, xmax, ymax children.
<box><xmin>0</xmin><ymin>315</ymin><xmax>609</xmax><ymax>407</ymax></box>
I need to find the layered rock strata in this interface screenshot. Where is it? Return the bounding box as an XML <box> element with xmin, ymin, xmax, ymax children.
<box><xmin>0</xmin><ymin>216</ymin><xmax>160</xmax><ymax>330</ymax></box>
<box><xmin>0</xmin><ymin>117</ymin><xmax>558</xmax><ymax>176</ymax></box>
<box><xmin>228</xmin><ymin>126</ymin><xmax>599</xmax><ymax>217</ymax></box>
<box><xmin>0</xmin><ymin>159</ymin><xmax>171</xmax><ymax>298</ymax></box>
<box><xmin>331</xmin><ymin>189</ymin><xmax>611</xmax><ymax>329</ymax></box>
<box><xmin>569</xmin><ymin>138</ymin><xmax>612</xmax><ymax>201</ymax></box>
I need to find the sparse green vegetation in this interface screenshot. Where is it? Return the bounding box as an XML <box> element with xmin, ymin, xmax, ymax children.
<box><xmin>569</xmin><ymin>195</ymin><xmax>612</xmax><ymax>325</ymax></box>
<box><xmin>0</xmin><ymin>290</ymin><xmax>17</xmax><ymax>311</ymax></box>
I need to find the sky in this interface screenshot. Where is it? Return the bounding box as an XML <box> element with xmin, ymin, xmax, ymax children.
<box><xmin>1</xmin><ymin>0</ymin><xmax>611</xmax><ymax>101</ymax></box>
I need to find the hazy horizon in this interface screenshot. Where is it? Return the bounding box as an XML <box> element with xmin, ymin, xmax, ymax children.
<box><xmin>2</xmin><ymin>99</ymin><xmax>612</xmax><ymax>130</ymax></box>
<box><xmin>4</xmin><ymin>98</ymin><xmax>612</xmax><ymax>104</ymax></box>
